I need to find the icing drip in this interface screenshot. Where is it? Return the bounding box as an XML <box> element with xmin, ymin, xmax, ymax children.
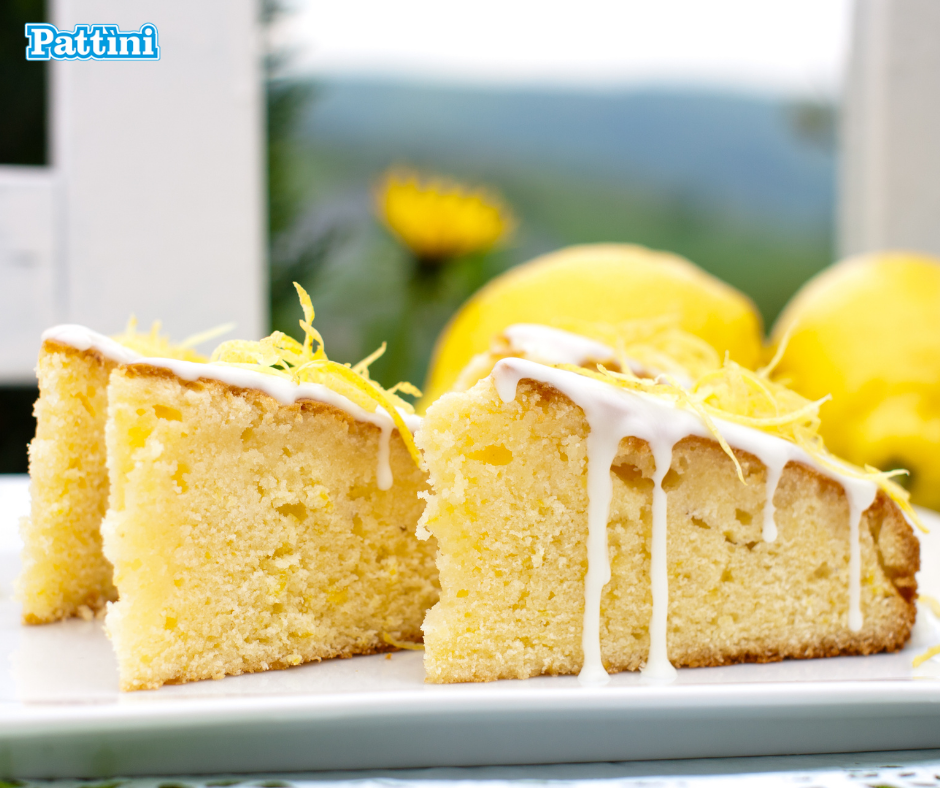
<box><xmin>42</xmin><ymin>325</ymin><xmax>422</xmax><ymax>490</ymax></box>
<box><xmin>503</xmin><ymin>324</ymin><xmax>616</xmax><ymax>367</ymax></box>
<box><xmin>503</xmin><ymin>323</ymin><xmax>649</xmax><ymax>378</ymax></box>
<box><xmin>644</xmin><ymin>440</ymin><xmax>678</xmax><ymax>682</ymax></box>
<box><xmin>847</xmin><ymin>483</ymin><xmax>877</xmax><ymax>631</ymax></box>
<box><xmin>755</xmin><ymin>443</ymin><xmax>790</xmax><ymax>543</ymax></box>
<box><xmin>491</xmin><ymin>358</ymin><xmax>879</xmax><ymax>681</ymax></box>
<box><xmin>494</xmin><ymin>359</ymin><xmax>694</xmax><ymax>683</ymax></box>
<box><xmin>579</xmin><ymin>416</ymin><xmax>618</xmax><ymax>686</ymax></box>
<box><xmin>376</xmin><ymin>422</ymin><xmax>393</xmax><ymax>491</ymax></box>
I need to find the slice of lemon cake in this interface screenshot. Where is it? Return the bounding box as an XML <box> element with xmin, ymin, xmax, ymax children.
<box><xmin>416</xmin><ymin>336</ymin><xmax>920</xmax><ymax>684</ymax></box>
<box><xmin>102</xmin><ymin>287</ymin><xmax>437</xmax><ymax>690</ymax></box>
<box><xmin>17</xmin><ymin>323</ymin><xmax>204</xmax><ymax>624</ymax></box>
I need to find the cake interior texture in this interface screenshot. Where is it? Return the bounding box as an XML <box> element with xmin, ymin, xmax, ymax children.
<box><xmin>417</xmin><ymin>377</ymin><xmax>919</xmax><ymax>684</ymax></box>
<box><xmin>103</xmin><ymin>365</ymin><xmax>437</xmax><ymax>691</ymax></box>
<box><xmin>17</xmin><ymin>342</ymin><xmax>118</xmax><ymax>623</ymax></box>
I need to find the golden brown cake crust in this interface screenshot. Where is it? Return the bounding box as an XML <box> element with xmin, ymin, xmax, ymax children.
<box><xmin>419</xmin><ymin>378</ymin><xmax>919</xmax><ymax>683</ymax></box>
<box><xmin>41</xmin><ymin>339</ymin><xmax>114</xmax><ymax>368</ymax></box>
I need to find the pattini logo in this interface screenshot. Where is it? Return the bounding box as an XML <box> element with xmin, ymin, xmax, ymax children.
<box><xmin>25</xmin><ymin>23</ymin><xmax>160</xmax><ymax>61</ymax></box>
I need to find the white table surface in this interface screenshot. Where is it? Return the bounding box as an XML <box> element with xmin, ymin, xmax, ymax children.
<box><xmin>3</xmin><ymin>474</ymin><xmax>939</xmax><ymax>787</ymax></box>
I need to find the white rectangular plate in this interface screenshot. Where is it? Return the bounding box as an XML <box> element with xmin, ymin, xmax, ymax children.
<box><xmin>2</xmin><ymin>477</ymin><xmax>939</xmax><ymax>779</ymax></box>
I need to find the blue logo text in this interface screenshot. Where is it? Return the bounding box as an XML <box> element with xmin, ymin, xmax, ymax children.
<box><xmin>25</xmin><ymin>23</ymin><xmax>160</xmax><ymax>61</ymax></box>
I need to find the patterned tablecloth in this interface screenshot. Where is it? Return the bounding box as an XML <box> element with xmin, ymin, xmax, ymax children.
<box><xmin>5</xmin><ymin>750</ymin><xmax>940</xmax><ymax>788</ymax></box>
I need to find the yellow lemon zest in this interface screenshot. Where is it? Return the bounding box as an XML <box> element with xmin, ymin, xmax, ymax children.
<box><xmin>551</xmin><ymin>327</ymin><xmax>924</xmax><ymax>533</ymax></box>
<box><xmin>353</xmin><ymin>343</ymin><xmax>388</xmax><ymax>376</ymax></box>
<box><xmin>559</xmin><ymin>362</ymin><xmax>748</xmax><ymax>483</ymax></box>
<box><xmin>452</xmin><ymin>316</ymin><xmax>724</xmax><ymax>396</ymax></box>
<box><xmin>919</xmin><ymin>594</ymin><xmax>940</xmax><ymax>618</ymax></box>
<box><xmin>758</xmin><ymin>319</ymin><xmax>796</xmax><ymax>379</ymax></box>
<box><xmin>559</xmin><ymin>315</ymin><xmax>722</xmax><ymax>382</ymax></box>
<box><xmin>913</xmin><ymin>644</ymin><xmax>940</xmax><ymax>669</ymax></box>
<box><xmin>389</xmin><ymin>381</ymin><xmax>423</xmax><ymax>398</ymax></box>
<box><xmin>113</xmin><ymin>317</ymin><xmax>208</xmax><ymax>362</ymax></box>
<box><xmin>381</xmin><ymin>632</ymin><xmax>424</xmax><ymax>651</ymax></box>
<box><xmin>377</xmin><ymin>168</ymin><xmax>514</xmax><ymax>262</ymax></box>
<box><xmin>211</xmin><ymin>283</ymin><xmax>421</xmax><ymax>467</ymax></box>
<box><xmin>179</xmin><ymin>323</ymin><xmax>237</xmax><ymax>350</ymax></box>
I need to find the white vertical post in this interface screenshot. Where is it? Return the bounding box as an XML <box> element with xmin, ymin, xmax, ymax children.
<box><xmin>840</xmin><ymin>0</ymin><xmax>940</xmax><ymax>257</ymax></box>
<box><xmin>0</xmin><ymin>169</ymin><xmax>58</xmax><ymax>377</ymax></box>
<box><xmin>0</xmin><ymin>0</ymin><xmax>266</xmax><ymax>383</ymax></box>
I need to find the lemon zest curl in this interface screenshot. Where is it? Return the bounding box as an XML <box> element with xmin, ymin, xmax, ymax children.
<box><xmin>557</xmin><ymin>315</ymin><xmax>721</xmax><ymax>382</ymax></box>
<box><xmin>919</xmin><ymin>594</ymin><xmax>940</xmax><ymax>618</ymax></box>
<box><xmin>210</xmin><ymin>283</ymin><xmax>422</xmax><ymax>467</ymax></box>
<box><xmin>113</xmin><ymin>317</ymin><xmax>212</xmax><ymax>362</ymax></box>
<box><xmin>913</xmin><ymin>644</ymin><xmax>940</xmax><ymax>669</ymax></box>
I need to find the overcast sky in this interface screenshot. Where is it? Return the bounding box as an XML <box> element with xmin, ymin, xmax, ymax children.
<box><xmin>279</xmin><ymin>0</ymin><xmax>854</xmax><ymax>95</ymax></box>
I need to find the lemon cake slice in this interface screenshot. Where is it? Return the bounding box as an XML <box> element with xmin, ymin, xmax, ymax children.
<box><xmin>417</xmin><ymin>344</ymin><xmax>920</xmax><ymax>684</ymax></box>
<box><xmin>17</xmin><ymin>324</ymin><xmax>204</xmax><ymax>624</ymax></box>
<box><xmin>102</xmin><ymin>288</ymin><xmax>437</xmax><ymax>690</ymax></box>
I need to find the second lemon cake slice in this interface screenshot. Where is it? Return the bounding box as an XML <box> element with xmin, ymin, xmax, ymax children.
<box><xmin>102</xmin><ymin>288</ymin><xmax>437</xmax><ymax>690</ymax></box>
<box><xmin>416</xmin><ymin>336</ymin><xmax>920</xmax><ymax>684</ymax></box>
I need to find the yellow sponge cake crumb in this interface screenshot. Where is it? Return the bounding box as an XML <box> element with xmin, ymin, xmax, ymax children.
<box><xmin>101</xmin><ymin>286</ymin><xmax>437</xmax><ymax>690</ymax></box>
<box><xmin>416</xmin><ymin>335</ymin><xmax>920</xmax><ymax>684</ymax></box>
<box><xmin>18</xmin><ymin>342</ymin><xmax>119</xmax><ymax>623</ymax></box>
<box><xmin>103</xmin><ymin>364</ymin><xmax>436</xmax><ymax>690</ymax></box>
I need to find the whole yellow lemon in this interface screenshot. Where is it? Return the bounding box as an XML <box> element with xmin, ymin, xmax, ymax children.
<box><xmin>772</xmin><ymin>251</ymin><xmax>940</xmax><ymax>509</ymax></box>
<box><xmin>422</xmin><ymin>243</ymin><xmax>763</xmax><ymax>407</ymax></box>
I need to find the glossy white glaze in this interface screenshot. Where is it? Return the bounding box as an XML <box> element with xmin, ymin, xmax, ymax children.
<box><xmin>848</xmin><ymin>483</ymin><xmax>878</xmax><ymax>631</ymax></box>
<box><xmin>502</xmin><ymin>323</ymin><xmax>692</xmax><ymax>386</ymax></box>
<box><xmin>41</xmin><ymin>325</ymin><xmax>421</xmax><ymax>490</ymax></box>
<box><xmin>42</xmin><ymin>324</ymin><xmax>142</xmax><ymax>365</ymax></box>
<box><xmin>503</xmin><ymin>324</ymin><xmax>616</xmax><ymax>366</ymax></box>
<box><xmin>502</xmin><ymin>323</ymin><xmax>655</xmax><ymax>379</ymax></box>
<box><xmin>491</xmin><ymin>357</ymin><xmax>877</xmax><ymax>681</ymax></box>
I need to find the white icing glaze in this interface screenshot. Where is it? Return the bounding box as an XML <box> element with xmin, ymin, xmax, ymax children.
<box><xmin>42</xmin><ymin>324</ymin><xmax>142</xmax><ymax>365</ymax></box>
<box><xmin>645</xmin><ymin>439</ymin><xmax>678</xmax><ymax>682</ymax></box>
<box><xmin>502</xmin><ymin>323</ymin><xmax>690</xmax><ymax>387</ymax></box>
<box><xmin>135</xmin><ymin>357</ymin><xmax>421</xmax><ymax>492</ymax></box>
<box><xmin>42</xmin><ymin>325</ymin><xmax>421</xmax><ymax>490</ymax></box>
<box><xmin>492</xmin><ymin>357</ymin><xmax>878</xmax><ymax>682</ymax></box>
<box><xmin>376</xmin><ymin>422</ymin><xmax>393</xmax><ymax>491</ymax></box>
<box><xmin>503</xmin><ymin>324</ymin><xmax>616</xmax><ymax>367</ymax></box>
<box><xmin>848</xmin><ymin>483</ymin><xmax>877</xmax><ymax>631</ymax></box>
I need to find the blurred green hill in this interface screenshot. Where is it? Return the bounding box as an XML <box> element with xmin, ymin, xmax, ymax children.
<box><xmin>269</xmin><ymin>77</ymin><xmax>836</xmax><ymax>388</ymax></box>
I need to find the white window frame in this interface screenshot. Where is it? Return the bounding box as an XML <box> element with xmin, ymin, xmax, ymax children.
<box><xmin>841</xmin><ymin>0</ymin><xmax>940</xmax><ymax>257</ymax></box>
<box><xmin>0</xmin><ymin>0</ymin><xmax>265</xmax><ymax>383</ymax></box>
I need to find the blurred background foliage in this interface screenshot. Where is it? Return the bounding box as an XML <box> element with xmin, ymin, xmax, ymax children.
<box><xmin>0</xmin><ymin>0</ymin><xmax>837</xmax><ymax>471</ymax></box>
<box><xmin>265</xmin><ymin>3</ymin><xmax>837</xmax><ymax>392</ymax></box>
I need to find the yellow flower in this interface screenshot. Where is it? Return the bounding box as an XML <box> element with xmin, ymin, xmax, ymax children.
<box><xmin>376</xmin><ymin>169</ymin><xmax>513</xmax><ymax>263</ymax></box>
